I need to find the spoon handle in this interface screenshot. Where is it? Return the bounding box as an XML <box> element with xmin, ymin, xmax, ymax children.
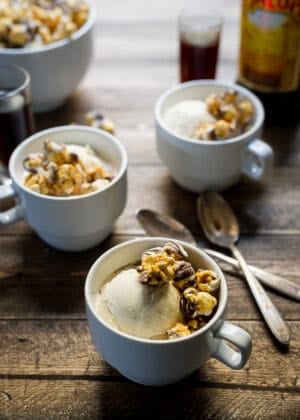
<box><xmin>204</xmin><ymin>249</ymin><xmax>300</xmax><ymax>301</ymax></box>
<box><xmin>230</xmin><ymin>244</ymin><xmax>290</xmax><ymax>345</ymax></box>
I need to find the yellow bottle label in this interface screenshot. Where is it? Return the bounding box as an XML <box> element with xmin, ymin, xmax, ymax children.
<box><xmin>239</xmin><ymin>0</ymin><xmax>300</xmax><ymax>92</ymax></box>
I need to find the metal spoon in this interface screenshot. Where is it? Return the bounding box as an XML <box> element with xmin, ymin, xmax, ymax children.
<box><xmin>197</xmin><ymin>191</ymin><xmax>290</xmax><ymax>345</ymax></box>
<box><xmin>136</xmin><ymin>208</ymin><xmax>300</xmax><ymax>302</ymax></box>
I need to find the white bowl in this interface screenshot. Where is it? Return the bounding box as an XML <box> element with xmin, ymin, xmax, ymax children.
<box><xmin>85</xmin><ymin>237</ymin><xmax>252</xmax><ymax>385</ymax></box>
<box><xmin>154</xmin><ymin>80</ymin><xmax>273</xmax><ymax>193</ymax></box>
<box><xmin>0</xmin><ymin>1</ymin><xmax>96</xmax><ymax>112</ymax></box>
<box><xmin>2</xmin><ymin>125</ymin><xmax>128</xmax><ymax>251</ymax></box>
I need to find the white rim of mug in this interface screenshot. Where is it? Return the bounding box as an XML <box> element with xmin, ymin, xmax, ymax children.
<box><xmin>0</xmin><ymin>0</ymin><xmax>96</xmax><ymax>54</ymax></box>
<box><xmin>0</xmin><ymin>64</ymin><xmax>30</xmax><ymax>97</ymax></box>
<box><xmin>155</xmin><ymin>80</ymin><xmax>265</xmax><ymax>146</ymax></box>
<box><xmin>84</xmin><ymin>237</ymin><xmax>227</xmax><ymax>345</ymax></box>
<box><xmin>178</xmin><ymin>8</ymin><xmax>223</xmax><ymax>33</ymax></box>
<box><xmin>9</xmin><ymin>125</ymin><xmax>128</xmax><ymax>201</ymax></box>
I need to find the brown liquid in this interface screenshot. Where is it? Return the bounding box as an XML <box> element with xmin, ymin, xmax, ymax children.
<box><xmin>0</xmin><ymin>89</ymin><xmax>35</xmax><ymax>166</ymax></box>
<box><xmin>180</xmin><ymin>38</ymin><xmax>219</xmax><ymax>82</ymax></box>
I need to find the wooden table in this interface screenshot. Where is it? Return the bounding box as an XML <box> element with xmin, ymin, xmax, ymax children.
<box><xmin>1</xmin><ymin>1</ymin><xmax>299</xmax><ymax>418</ymax></box>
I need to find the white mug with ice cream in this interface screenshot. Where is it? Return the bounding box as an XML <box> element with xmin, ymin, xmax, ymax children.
<box><xmin>0</xmin><ymin>125</ymin><xmax>127</xmax><ymax>251</ymax></box>
<box><xmin>85</xmin><ymin>237</ymin><xmax>252</xmax><ymax>386</ymax></box>
<box><xmin>155</xmin><ymin>80</ymin><xmax>274</xmax><ymax>193</ymax></box>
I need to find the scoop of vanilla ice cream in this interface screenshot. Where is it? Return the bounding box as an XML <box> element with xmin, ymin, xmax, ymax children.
<box><xmin>98</xmin><ymin>268</ymin><xmax>183</xmax><ymax>339</ymax></box>
<box><xmin>163</xmin><ymin>99</ymin><xmax>215</xmax><ymax>138</ymax></box>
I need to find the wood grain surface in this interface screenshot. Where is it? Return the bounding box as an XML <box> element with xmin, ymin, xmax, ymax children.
<box><xmin>0</xmin><ymin>0</ymin><xmax>299</xmax><ymax>418</ymax></box>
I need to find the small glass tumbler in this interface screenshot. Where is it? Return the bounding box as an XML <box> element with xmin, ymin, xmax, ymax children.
<box><xmin>179</xmin><ymin>7</ymin><xmax>222</xmax><ymax>82</ymax></box>
<box><xmin>0</xmin><ymin>65</ymin><xmax>35</xmax><ymax>167</ymax></box>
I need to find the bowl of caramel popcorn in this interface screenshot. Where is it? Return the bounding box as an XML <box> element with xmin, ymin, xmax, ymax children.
<box><xmin>85</xmin><ymin>237</ymin><xmax>252</xmax><ymax>385</ymax></box>
<box><xmin>0</xmin><ymin>0</ymin><xmax>95</xmax><ymax>112</ymax></box>
<box><xmin>7</xmin><ymin>125</ymin><xmax>127</xmax><ymax>251</ymax></box>
<box><xmin>155</xmin><ymin>80</ymin><xmax>273</xmax><ymax>193</ymax></box>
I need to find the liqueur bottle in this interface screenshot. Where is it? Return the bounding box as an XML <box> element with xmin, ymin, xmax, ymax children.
<box><xmin>238</xmin><ymin>0</ymin><xmax>300</xmax><ymax>123</ymax></box>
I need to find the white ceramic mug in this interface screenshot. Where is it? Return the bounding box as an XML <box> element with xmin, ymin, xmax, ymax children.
<box><xmin>85</xmin><ymin>237</ymin><xmax>252</xmax><ymax>386</ymax></box>
<box><xmin>155</xmin><ymin>80</ymin><xmax>274</xmax><ymax>193</ymax></box>
<box><xmin>0</xmin><ymin>125</ymin><xmax>127</xmax><ymax>251</ymax></box>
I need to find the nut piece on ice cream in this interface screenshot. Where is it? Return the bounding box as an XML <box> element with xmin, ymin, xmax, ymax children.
<box><xmin>98</xmin><ymin>268</ymin><xmax>183</xmax><ymax>339</ymax></box>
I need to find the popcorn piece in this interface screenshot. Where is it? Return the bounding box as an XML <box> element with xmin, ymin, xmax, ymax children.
<box><xmin>7</xmin><ymin>23</ymin><xmax>29</xmax><ymax>46</ymax></box>
<box><xmin>38</xmin><ymin>25</ymin><xmax>52</xmax><ymax>44</ymax></box>
<box><xmin>85</xmin><ymin>111</ymin><xmax>116</xmax><ymax>134</ymax></box>
<box><xmin>0</xmin><ymin>17</ymin><xmax>12</xmax><ymax>37</ymax></box>
<box><xmin>220</xmin><ymin>104</ymin><xmax>238</xmax><ymax>123</ymax></box>
<box><xmin>195</xmin><ymin>270</ymin><xmax>220</xmax><ymax>293</ymax></box>
<box><xmin>167</xmin><ymin>323</ymin><xmax>191</xmax><ymax>339</ymax></box>
<box><xmin>194</xmin><ymin>122</ymin><xmax>216</xmax><ymax>140</ymax></box>
<box><xmin>180</xmin><ymin>287</ymin><xmax>217</xmax><ymax>317</ymax></box>
<box><xmin>206</xmin><ymin>94</ymin><xmax>222</xmax><ymax>118</ymax></box>
<box><xmin>187</xmin><ymin>318</ymin><xmax>205</xmax><ymax>331</ymax></box>
<box><xmin>137</xmin><ymin>252</ymin><xmax>176</xmax><ymax>287</ymax></box>
<box><xmin>172</xmin><ymin>260</ymin><xmax>195</xmax><ymax>291</ymax></box>
<box><xmin>214</xmin><ymin>120</ymin><xmax>232</xmax><ymax>139</ymax></box>
<box><xmin>221</xmin><ymin>90</ymin><xmax>238</xmax><ymax>104</ymax></box>
<box><xmin>238</xmin><ymin>100</ymin><xmax>255</xmax><ymax>125</ymax></box>
<box><xmin>162</xmin><ymin>241</ymin><xmax>188</xmax><ymax>260</ymax></box>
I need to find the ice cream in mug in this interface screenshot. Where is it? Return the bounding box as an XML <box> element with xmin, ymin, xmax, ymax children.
<box><xmin>23</xmin><ymin>140</ymin><xmax>114</xmax><ymax>197</ymax></box>
<box><xmin>163</xmin><ymin>90</ymin><xmax>254</xmax><ymax>141</ymax></box>
<box><xmin>97</xmin><ymin>241</ymin><xmax>220</xmax><ymax>339</ymax></box>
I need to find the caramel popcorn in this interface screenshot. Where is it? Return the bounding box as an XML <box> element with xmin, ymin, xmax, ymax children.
<box><xmin>195</xmin><ymin>90</ymin><xmax>255</xmax><ymax>141</ymax></box>
<box><xmin>137</xmin><ymin>241</ymin><xmax>193</xmax><ymax>288</ymax></box>
<box><xmin>172</xmin><ymin>260</ymin><xmax>195</xmax><ymax>291</ymax></box>
<box><xmin>180</xmin><ymin>287</ymin><xmax>217</xmax><ymax>318</ymax></box>
<box><xmin>23</xmin><ymin>140</ymin><xmax>113</xmax><ymax>197</ymax></box>
<box><xmin>0</xmin><ymin>0</ymin><xmax>90</xmax><ymax>48</ymax></box>
<box><xmin>162</xmin><ymin>241</ymin><xmax>188</xmax><ymax>260</ymax></box>
<box><xmin>85</xmin><ymin>111</ymin><xmax>116</xmax><ymax>135</ymax></box>
<box><xmin>167</xmin><ymin>323</ymin><xmax>191</xmax><ymax>339</ymax></box>
<box><xmin>195</xmin><ymin>270</ymin><xmax>220</xmax><ymax>293</ymax></box>
<box><xmin>137</xmin><ymin>251</ymin><xmax>176</xmax><ymax>287</ymax></box>
<box><xmin>135</xmin><ymin>241</ymin><xmax>220</xmax><ymax>339</ymax></box>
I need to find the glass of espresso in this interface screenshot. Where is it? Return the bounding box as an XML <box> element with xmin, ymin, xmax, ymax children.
<box><xmin>179</xmin><ymin>7</ymin><xmax>222</xmax><ymax>82</ymax></box>
<box><xmin>0</xmin><ymin>65</ymin><xmax>35</xmax><ymax>168</ymax></box>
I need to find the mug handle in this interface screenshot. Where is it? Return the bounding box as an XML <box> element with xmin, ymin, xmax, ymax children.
<box><xmin>241</xmin><ymin>139</ymin><xmax>274</xmax><ymax>182</ymax></box>
<box><xmin>0</xmin><ymin>182</ymin><xmax>23</xmax><ymax>224</ymax></box>
<box><xmin>212</xmin><ymin>320</ymin><xmax>252</xmax><ymax>370</ymax></box>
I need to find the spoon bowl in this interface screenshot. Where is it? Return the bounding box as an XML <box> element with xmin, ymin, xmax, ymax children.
<box><xmin>198</xmin><ymin>192</ymin><xmax>239</xmax><ymax>247</ymax></box>
<box><xmin>197</xmin><ymin>192</ymin><xmax>290</xmax><ymax>345</ymax></box>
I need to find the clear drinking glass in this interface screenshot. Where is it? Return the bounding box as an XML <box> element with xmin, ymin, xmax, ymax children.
<box><xmin>0</xmin><ymin>65</ymin><xmax>35</xmax><ymax>167</ymax></box>
<box><xmin>179</xmin><ymin>7</ymin><xmax>222</xmax><ymax>82</ymax></box>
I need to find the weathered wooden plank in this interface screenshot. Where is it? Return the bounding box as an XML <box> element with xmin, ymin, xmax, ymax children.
<box><xmin>0</xmin><ymin>320</ymin><xmax>299</xmax><ymax>390</ymax></box>
<box><xmin>119</xmin><ymin>166</ymin><xmax>300</xmax><ymax>234</ymax></box>
<box><xmin>0</xmin><ymin>379</ymin><xmax>299</xmax><ymax>419</ymax></box>
<box><xmin>2</xmin><ymin>164</ymin><xmax>300</xmax><ymax>238</ymax></box>
<box><xmin>0</xmin><ymin>232</ymin><xmax>299</xmax><ymax>319</ymax></box>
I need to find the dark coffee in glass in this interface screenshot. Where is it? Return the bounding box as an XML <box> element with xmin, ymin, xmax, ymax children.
<box><xmin>179</xmin><ymin>8</ymin><xmax>222</xmax><ymax>82</ymax></box>
<box><xmin>0</xmin><ymin>66</ymin><xmax>35</xmax><ymax>166</ymax></box>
